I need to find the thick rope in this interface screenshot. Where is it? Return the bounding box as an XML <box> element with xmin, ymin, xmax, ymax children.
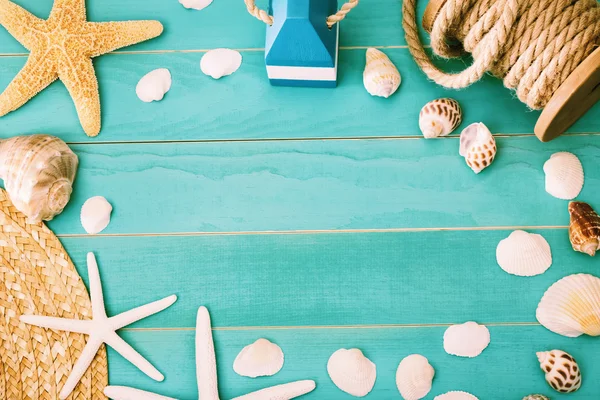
<box><xmin>403</xmin><ymin>0</ymin><xmax>600</xmax><ymax>109</ymax></box>
<box><xmin>244</xmin><ymin>0</ymin><xmax>359</xmax><ymax>27</ymax></box>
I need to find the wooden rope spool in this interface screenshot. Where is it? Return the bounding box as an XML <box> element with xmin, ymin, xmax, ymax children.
<box><xmin>422</xmin><ymin>0</ymin><xmax>600</xmax><ymax>142</ymax></box>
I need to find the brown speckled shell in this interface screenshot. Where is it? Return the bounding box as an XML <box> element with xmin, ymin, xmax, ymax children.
<box><xmin>419</xmin><ymin>98</ymin><xmax>462</xmax><ymax>138</ymax></box>
<box><xmin>522</xmin><ymin>396</ymin><xmax>549</xmax><ymax>400</ymax></box>
<box><xmin>538</xmin><ymin>350</ymin><xmax>581</xmax><ymax>393</ymax></box>
<box><xmin>568</xmin><ymin>201</ymin><xmax>600</xmax><ymax>256</ymax></box>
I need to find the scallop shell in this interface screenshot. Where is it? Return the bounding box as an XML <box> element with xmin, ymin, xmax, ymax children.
<box><xmin>459</xmin><ymin>122</ymin><xmax>497</xmax><ymax>174</ymax></box>
<box><xmin>396</xmin><ymin>354</ymin><xmax>434</xmax><ymax>400</ymax></box>
<box><xmin>568</xmin><ymin>201</ymin><xmax>600</xmax><ymax>256</ymax></box>
<box><xmin>522</xmin><ymin>395</ymin><xmax>550</xmax><ymax>400</ymax></box>
<box><xmin>233</xmin><ymin>338</ymin><xmax>284</xmax><ymax>378</ymax></box>
<box><xmin>495</xmin><ymin>230</ymin><xmax>552</xmax><ymax>277</ymax></box>
<box><xmin>327</xmin><ymin>348</ymin><xmax>376</xmax><ymax>397</ymax></box>
<box><xmin>80</xmin><ymin>196</ymin><xmax>113</xmax><ymax>234</ymax></box>
<box><xmin>363</xmin><ymin>48</ymin><xmax>401</xmax><ymax>98</ymax></box>
<box><xmin>200</xmin><ymin>48</ymin><xmax>242</xmax><ymax>79</ymax></box>
<box><xmin>536</xmin><ymin>273</ymin><xmax>600</xmax><ymax>337</ymax></box>
<box><xmin>537</xmin><ymin>350</ymin><xmax>581</xmax><ymax>393</ymax></box>
<box><xmin>136</xmin><ymin>68</ymin><xmax>172</xmax><ymax>103</ymax></box>
<box><xmin>434</xmin><ymin>391</ymin><xmax>479</xmax><ymax>400</ymax></box>
<box><xmin>543</xmin><ymin>152</ymin><xmax>584</xmax><ymax>200</ymax></box>
<box><xmin>419</xmin><ymin>98</ymin><xmax>462</xmax><ymax>138</ymax></box>
<box><xmin>179</xmin><ymin>0</ymin><xmax>212</xmax><ymax>10</ymax></box>
<box><xmin>443</xmin><ymin>322</ymin><xmax>490</xmax><ymax>358</ymax></box>
<box><xmin>0</xmin><ymin>134</ymin><xmax>78</xmax><ymax>223</ymax></box>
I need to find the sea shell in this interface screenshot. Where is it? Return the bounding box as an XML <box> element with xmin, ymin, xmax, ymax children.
<box><xmin>0</xmin><ymin>134</ymin><xmax>78</xmax><ymax>223</ymax></box>
<box><xmin>495</xmin><ymin>230</ymin><xmax>552</xmax><ymax>276</ymax></box>
<box><xmin>179</xmin><ymin>0</ymin><xmax>212</xmax><ymax>10</ymax></box>
<box><xmin>459</xmin><ymin>122</ymin><xmax>497</xmax><ymax>174</ymax></box>
<box><xmin>522</xmin><ymin>395</ymin><xmax>550</xmax><ymax>400</ymax></box>
<box><xmin>136</xmin><ymin>68</ymin><xmax>172</xmax><ymax>103</ymax></box>
<box><xmin>537</xmin><ymin>350</ymin><xmax>581</xmax><ymax>393</ymax></box>
<box><xmin>327</xmin><ymin>348</ymin><xmax>376</xmax><ymax>397</ymax></box>
<box><xmin>543</xmin><ymin>152</ymin><xmax>584</xmax><ymax>200</ymax></box>
<box><xmin>568</xmin><ymin>201</ymin><xmax>600</xmax><ymax>256</ymax></box>
<box><xmin>396</xmin><ymin>354</ymin><xmax>434</xmax><ymax>400</ymax></box>
<box><xmin>434</xmin><ymin>391</ymin><xmax>479</xmax><ymax>400</ymax></box>
<box><xmin>536</xmin><ymin>273</ymin><xmax>600</xmax><ymax>337</ymax></box>
<box><xmin>443</xmin><ymin>322</ymin><xmax>490</xmax><ymax>358</ymax></box>
<box><xmin>200</xmin><ymin>48</ymin><xmax>242</xmax><ymax>79</ymax></box>
<box><xmin>363</xmin><ymin>48</ymin><xmax>401</xmax><ymax>98</ymax></box>
<box><xmin>419</xmin><ymin>98</ymin><xmax>462</xmax><ymax>138</ymax></box>
<box><xmin>233</xmin><ymin>338</ymin><xmax>284</xmax><ymax>378</ymax></box>
<box><xmin>80</xmin><ymin>196</ymin><xmax>113</xmax><ymax>234</ymax></box>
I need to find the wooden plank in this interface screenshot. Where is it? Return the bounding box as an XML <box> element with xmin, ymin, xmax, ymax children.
<box><xmin>107</xmin><ymin>326</ymin><xmax>600</xmax><ymax>399</ymax></box>
<box><xmin>60</xmin><ymin>229</ymin><xmax>597</xmax><ymax>329</ymax></box>
<box><xmin>44</xmin><ymin>135</ymin><xmax>600</xmax><ymax>235</ymax></box>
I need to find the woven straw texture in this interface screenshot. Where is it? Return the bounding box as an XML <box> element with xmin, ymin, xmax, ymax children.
<box><xmin>0</xmin><ymin>188</ymin><xmax>108</xmax><ymax>399</ymax></box>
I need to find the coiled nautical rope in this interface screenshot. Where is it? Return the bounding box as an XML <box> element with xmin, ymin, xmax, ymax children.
<box><xmin>403</xmin><ymin>0</ymin><xmax>600</xmax><ymax>109</ymax></box>
<box><xmin>244</xmin><ymin>0</ymin><xmax>359</xmax><ymax>28</ymax></box>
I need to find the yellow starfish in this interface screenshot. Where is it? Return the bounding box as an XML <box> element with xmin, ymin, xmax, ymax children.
<box><xmin>0</xmin><ymin>0</ymin><xmax>163</xmax><ymax>136</ymax></box>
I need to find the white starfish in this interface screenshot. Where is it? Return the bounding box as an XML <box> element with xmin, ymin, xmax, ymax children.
<box><xmin>104</xmin><ymin>306</ymin><xmax>316</xmax><ymax>400</ymax></box>
<box><xmin>20</xmin><ymin>252</ymin><xmax>177</xmax><ymax>400</ymax></box>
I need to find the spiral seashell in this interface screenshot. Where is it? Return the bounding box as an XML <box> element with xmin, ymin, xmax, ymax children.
<box><xmin>568</xmin><ymin>201</ymin><xmax>600</xmax><ymax>256</ymax></box>
<box><xmin>363</xmin><ymin>48</ymin><xmax>401</xmax><ymax>98</ymax></box>
<box><xmin>396</xmin><ymin>354</ymin><xmax>434</xmax><ymax>400</ymax></box>
<box><xmin>419</xmin><ymin>98</ymin><xmax>462</xmax><ymax>138</ymax></box>
<box><xmin>522</xmin><ymin>395</ymin><xmax>550</xmax><ymax>400</ymax></box>
<box><xmin>459</xmin><ymin>122</ymin><xmax>496</xmax><ymax>174</ymax></box>
<box><xmin>537</xmin><ymin>350</ymin><xmax>581</xmax><ymax>393</ymax></box>
<box><xmin>543</xmin><ymin>152</ymin><xmax>584</xmax><ymax>200</ymax></box>
<box><xmin>0</xmin><ymin>135</ymin><xmax>78</xmax><ymax>223</ymax></box>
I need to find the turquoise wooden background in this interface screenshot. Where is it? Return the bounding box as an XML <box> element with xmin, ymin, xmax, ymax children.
<box><xmin>1</xmin><ymin>0</ymin><xmax>600</xmax><ymax>398</ymax></box>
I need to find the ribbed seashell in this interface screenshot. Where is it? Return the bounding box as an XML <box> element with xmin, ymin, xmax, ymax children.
<box><xmin>443</xmin><ymin>322</ymin><xmax>490</xmax><ymax>358</ymax></box>
<box><xmin>419</xmin><ymin>98</ymin><xmax>462</xmax><ymax>138</ymax></box>
<box><xmin>536</xmin><ymin>273</ymin><xmax>600</xmax><ymax>337</ymax></box>
<box><xmin>459</xmin><ymin>122</ymin><xmax>496</xmax><ymax>174</ymax></box>
<box><xmin>363</xmin><ymin>48</ymin><xmax>401</xmax><ymax>98</ymax></box>
<box><xmin>0</xmin><ymin>135</ymin><xmax>78</xmax><ymax>223</ymax></box>
<box><xmin>543</xmin><ymin>152</ymin><xmax>584</xmax><ymax>200</ymax></box>
<box><xmin>200</xmin><ymin>48</ymin><xmax>242</xmax><ymax>79</ymax></box>
<box><xmin>396</xmin><ymin>354</ymin><xmax>434</xmax><ymax>400</ymax></box>
<box><xmin>522</xmin><ymin>395</ymin><xmax>550</xmax><ymax>400</ymax></box>
<box><xmin>233</xmin><ymin>338</ymin><xmax>284</xmax><ymax>378</ymax></box>
<box><xmin>537</xmin><ymin>350</ymin><xmax>581</xmax><ymax>393</ymax></box>
<box><xmin>434</xmin><ymin>391</ymin><xmax>479</xmax><ymax>400</ymax></box>
<box><xmin>495</xmin><ymin>230</ymin><xmax>552</xmax><ymax>277</ymax></box>
<box><xmin>568</xmin><ymin>201</ymin><xmax>600</xmax><ymax>256</ymax></box>
<box><xmin>327</xmin><ymin>348</ymin><xmax>376</xmax><ymax>397</ymax></box>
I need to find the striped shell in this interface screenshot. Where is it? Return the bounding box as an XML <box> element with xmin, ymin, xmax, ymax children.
<box><xmin>568</xmin><ymin>201</ymin><xmax>600</xmax><ymax>256</ymax></box>
<box><xmin>419</xmin><ymin>98</ymin><xmax>462</xmax><ymax>138</ymax></box>
<box><xmin>543</xmin><ymin>152</ymin><xmax>584</xmax><ymax>200</ymax></box>
<box><xmin>459</xmin><ymin>122</ymin><xmax>497</xmax><ymax>174</ymax></box>
<box><xmin>495</xmin><ymin>230</ymin><xmax>552</xmax><ymax>277</ymax></box>
<box><xmin>233</xmin><ymin>338</ymin><xmax>284</xmax><ymax>378</ymax></box>
<box><xmin>434</xmin><ymin>391</ymin><xmax>478</xmax><ymax>400</ymax></box>
<box><xmin>537</xmin><ymin>350</ymin><xmax>581</xmax><ymax>393</ymax></box>
<box><xmin>522</xmin><ymin>395</ymin><xmax>550</xmax><ymax>400</ymax></box>
<box><xmin>363</xmin><ymin>48</ymin><xmax>401</xmax><ymax>98</ymax></box>
<box><xmin>395</xmin><ymin>354</ymin><xmax>434</xmax><ymax>400</ymax></box>
<box><xmin>327</xmin><ymin>348</ymin><xmax>376</xmax><ymax>397</ymax></box>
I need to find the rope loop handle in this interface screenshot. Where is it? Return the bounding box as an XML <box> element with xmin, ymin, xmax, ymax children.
<box><xmin>244</xmin><ymin>0</ymin><xmax>359</xmax><ymax>28</ymax></box>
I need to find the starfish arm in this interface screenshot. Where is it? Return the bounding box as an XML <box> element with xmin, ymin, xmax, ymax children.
<box><xmin>104</xmin><ymin>386</ymin><xmax>178</xmax><ymax>400</ymax></box>
<box><xmin>109</xmin><ymin>294</ymin><xmax>177</xmax><ymax>331</ymax></box>
<box><xmin>49</xmin><ymin>0</ymin><xmax>86</xmax><ymax>22</ymax></box>
<box><xmin>86</xmin><ymin>253</ymin><xmax>107</xmax><ymax>320</ymax></box>
<box><xmin>104</xmin><ymin>331</ymin><xmax>164</xmax><ymax>382</ymax></box>
<box><xmin>0</xmin><ymin>0</ymin><xmax>47</xmax><ymax>50</ymax></box>
<box><xmin>19</xmin><ymin>315</ymin><xmax>91</xmax><ymax>334</ymax></box>
<box><xmin>196</xmin><ymin>306</ymin><xmax>220</xmax><ymax>400</ymax></box>
<box><xmin>230</xmin><ymin>380</ymin><xmax>316</xmax><ymax>400</ymax></box>
<box><xmin>82</xmin><ymin>20</ymin><xmax>163</xmax><ymax>57</ymax></box>
<box><xmin>0</xmin><ymin>52</ymin><xmax>57</xmax><ymax>117</ymax></box>
<box><xmin>59</xmin><ymin>335</ymin><xmax>103</xmax><ymax>400</ymax></box>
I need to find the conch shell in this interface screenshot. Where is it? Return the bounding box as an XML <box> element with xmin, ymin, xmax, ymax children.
<box><xmin>363</xmin><ymin>48</ymin><xmax>401</xmax><ymax>98</ymax></box>
<box><xmin>568</xmin><ymin>201</ymin><xmax>600</xmax><ymax>256</ymax></box>
<box><xmin>537</xmin><ymin>350</ymin><xmax>581</xmax><ymax>393</ymax></box>
<box><xmin>419</xmin><ymin>98</ymin><xmax>462</xmax><ymax>138</ymax></box>
<box><xmin>0</xmin><ymin>135</ymin><xmax>78</xmax><ymax>223</ymax></box>
<box><xmin>459</xmin><ymin>122</ymin><xmax>496</xmax><ymax>174</ymax></box>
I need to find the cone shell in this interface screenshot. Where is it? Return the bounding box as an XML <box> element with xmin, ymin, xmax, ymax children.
<box><xmin>522</xmin><ymin>395</ymin><xmax>549</xmax><ymax>400</ymax></box>
<box><xmin>419</xmin><ymin>98</ymin><xmax>462</xmax><ymax>138</ymax></box>
<box><xmin>363</xmin><ymin>48</ymin><xmax>401</xmax><ymax>98</ymax></box>
<box><xmin>0</xmin><ymin>134</ymin><xmax>78</xmax><ymax>223</ymax></box>
<box><xmin>233</xmin><ymin>338</ymin><xmax>284</xmax><ymax>378</ymax></box>
<box><xmin>434</xmin><ymin>391</ymin><xmax>478</xmax><ymax>400</ymax></box>
<box><xmin>327</xmin><ymin>348</ymin><xmax>376</xmax><ymax>397</ymax></box>
<box><xmin>496</xmin><ymin>230</ymin><xmax>552</xmax><ymax>277</ymax></box>
<box><xmin>537</xmin><ymin>350</ymin><xmax>581</xmax><ymax>393</ymax></box>
<box><xmin>459</xmin><ymin>123</ymin><xmax>496</xmax><ymax>174</ymax></box>
<box><xmin>443</xmin><ymin>322</ymin><xmax>490</xmax><ymax>358</ymax></box>
<box><xmin>396</xmin><ymin>354</ymin><xmax>434</xmax><ymax>400</ymax></box>
<box><xmin>536</xmin><ymin>273</ymin><xmax>600</xmax><ymax>337</ymax></box>
<box><xmin>568</xmin><ymin>201</ymin><xmax>600</xmax><ymax>256</ymax></box>
<box><xmin>543</xmin><ymin>152</ymin><xmax>584</xmax><ymax>200</ymax></box>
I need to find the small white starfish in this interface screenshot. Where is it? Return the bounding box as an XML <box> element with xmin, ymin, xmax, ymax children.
<box><xmin>104</xmin><ymin>306</ymin><xmax>316</xmax><ymax>400</ymax></box>
<box><xmin>20</xmin><ymin>252</ymin><xmax>177</xmax><ymax>400</ymax></box>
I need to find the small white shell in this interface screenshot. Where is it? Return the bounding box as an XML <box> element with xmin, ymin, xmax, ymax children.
<box><xmin>179</xmin><ymin>0</ymin><xmax>212</xmax><ymax>10</ymax></box>
<box><xmin>459</xmin><ymin>122</ymin><xmax>497</xmax><ymax>174</ymax></box>
<box><xmin>536</xmin><ymin>273</ymin><xmax>600</xmax><ymax>337</ymax></box>
<box><xmin>419</xmin><ymin>98</ymin><xmax>462</xmax><ymax>138</ymax></box>
<box><xmin>200</xmin><ymin>49</ymin><xmax>242</xmax><ymax>79</ymax></box>
<box><xmin>543</xmin><ymin>152</ymin><xmax>584</xmax><ymax>200</ymax></box>
<box><xmin>136</xmin><ymin>69</ymin><xmax>172</xmax><ymax>103</ymax></box>
<box><xmin>496</xmin><ymin>230</ymin><xmax>552</xmax><ymax>277</ymax></box>
<box><xmin>537</xmin><ymin>350</ymin><xmax>581</xmax><ymax>393</ymax></box>
<box><xmin>233</xmin><ymin>338</ymin><xmax>284</xmax><ymax>378</ymax></box>
<box><xmin>363</xmin><ymin>48</ymin><xmax>401</xmax><ymax>98</ymax></box>
<box><xmin>80</xmin><ymin>196</ymin><xmax>113</xmax><ymax>234</ymax></box>
<box><xmin>434</xmin><ymin>391</ymin><xmax>479</xmax><ymax>400</ymax></box>
<box><xmin>327</xmin><ymin>348</ymin><xmax>376</xmax><ymax>397</ymax></box>
<box><xmin>443</xmin><ymin>322</ymin><xmax>490</xmax><ymax>358</ymax></box>
<box><xmin>396</xmin><ymin>354</ymin><xmax>434</xmax><ymax>400</ymax></box>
